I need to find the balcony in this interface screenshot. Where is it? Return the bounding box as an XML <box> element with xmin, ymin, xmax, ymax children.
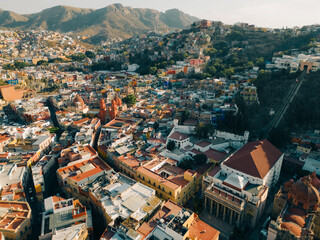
<box><xmin>205</xmin><ymin>185</ymin><xmax>246</xmax><ymax>211</ymax></box>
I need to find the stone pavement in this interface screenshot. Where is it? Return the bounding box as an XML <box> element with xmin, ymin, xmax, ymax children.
<box><xmin>200</xmin><ymin>211</ymin><xmax>234</xmax><ymax>240</ymax></box>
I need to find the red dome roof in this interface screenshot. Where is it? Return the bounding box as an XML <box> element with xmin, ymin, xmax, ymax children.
<box><xmin>284</xmin><ymin>180</ymin><xmax>294</xmax><ymax>189</ymax></box>
<box><xmin>284</xmin><ymin>214</ymin><xmax>305</xmax><ymax>227</ymax></box>
<box><xmin>281</xmin><ymin>222</ymin><xmax>302</xmax><ymax>237</ymax></box>
<box><xmin>73</xmin><ymin>94</ymin><xmax>84</xmax><ymax>106</ymax></box>
<box><xmin>290</xmin><ymin>179</ymin><xmax>320</xmax><ymax>206</ymax></box>
<box><xmin>301</xmin><ymin>171</ymin><xmax>320</xmax><ymax>189</ymax></box>
<box><xmin>288</xmin><ymin>208</ymin><xmax>306</xmax><ymax>217</ymax></box>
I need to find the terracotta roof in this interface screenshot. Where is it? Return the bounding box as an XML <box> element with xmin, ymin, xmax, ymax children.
<box><xmin>190</xmin><ymin>149</ymin><xmax>202</xmax><ymax>155</ymax></box>
<box><xmin>289</xmin><ymin>179</ymin><xmax>320</xmax><ymax>206</ymax></box>
<box><xmin>189</xmin><ymin>218</ymin><xmax>220</xmax><ymax>240</ymax></box>
<box><xmin>195</xmin><ymin>163</ymin><xmax>214</xmax><ymax>177</ymax></box>
<box><xmin>0</xmin><ymin>134</ymin><xmax>11</xmax><ymax>143</ymax></box>
<box><xmin>0</xmin><ymin>85</ymin><xmax>24</xmax><ymax>101</ymax></box>
<box><xmin>196</xmin><ymin>141</ymin><xmax>211</xmax><ymax>148</ymax></box>
<box><xmin>137</xmin><ymin>200</ymin><xmax>182</xmax><ymax>237</ymax></box>
<box><xmin>208</xmin><ymin>166</ymin><xmax>221</xmax><ymax>177</ymax></box>
<box><xmin>288</xmin><ymin>208</ymin><xmax>306</xmax><ymax>217</ymax></box>
<box><xmin>301</xmin><ymin>171</ymin><xmax>320</xmax><ymax>189</ymax></box>
<box><xmin>281</xmin><ymin>222</ymin><xmax>302</xmax><ymax>237</ymax></box>
<box><xmin>52</xmin><ymin>196</ymin><xmax>66</xmax><ymax>203</ymax></box>
<box><xmin>284</xmin><ymin>214</ymin><xmax>305</xmax><ymax>228</ymax></box>
<box><xmin>204</xmin><ymin>149</ymin><xmax>227</xmax><ymax>163</ymax></box>
<box><xmin>224</xmin><ymin>140</ymin><xmax>282</xmax><ymax>179</ymax></box>
<box><xmin>99</xmin><ymin>228</ymin><xmax>116</xmax><ymax>240</ymax></box>
<box><xmin>168</xmin><ymin>132</ymin><xmax>188</xmax><ymax>141</ymax></box>
<box><xmin>137</xmin><ymin>167</ymin><xmax>180</xmax><ymax>190</ymax></box>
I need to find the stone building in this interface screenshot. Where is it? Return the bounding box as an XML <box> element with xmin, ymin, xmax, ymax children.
<box><xmin>203</xmin><ymin>140</ymin><xmax>283</xmax><ymax>228</ymax></box>
<box><xmin>268</xmin><ymin>172</ymin><xmax>320</xmax><ymax>240</ymax></box>
<box><xmin>98</xmin><ymin>95</ymin><xmax>125</xmax><ymax>124</ymax></box>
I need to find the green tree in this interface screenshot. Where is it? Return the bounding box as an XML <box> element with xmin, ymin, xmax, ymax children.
<box><xmin>14</xmin><ymin>61</ymin><xmax>29</xmax><ymax>69</ymax></box>
<box><xmin>178</xmin><ymin>158</ymin><xmax>193</xmax><ymax>170</ymax></box>
<box><xmin>180</xmin><ymin>110</ymin><xmax>190</xmax><ymax>124</ymax></box>
<box><xmin>69</xmin><ymin>53</ymin><xmax>86</xmax><ymax>62</ymax></box>
<box><xmin>255</xmin><ymin>57</ymin><xmax>265</xmax><ymax>68</ymax></box>
<box><xmin>194</xmin><ymin>154</ymin><xmax>208</xmax><ymax>166</ymax></box>
<box><xmin>149</xmin><ymin>66</ymin><xmax>157</xmax><ymax>75</ymax></box>
<box><xmin>167</xmin><ymin>141</ymin><xmax>175</xmax><ymax>151</ymax></box>
<box><xmin>123</xmin><ymin>94</ymin><xmax>137</xmax><ymax>106</ymax></box>
<box><xmin>37</xmin><ymin>60</ymin><xmax>48</xmax><ymax>66</ymax></box>
<box><xmin>195</xmin><ymin>123</ymin><xmax>214</xmax><ymax>139</ymax></box>
<box><xmin>48</xmin><ymin>58</ymin><xmax>63</xmax><ymax>63</ymax></box>
<box><xmin>85</xmin><ymin>51</ymin><xmax>96</xmax><ymax>59</ymax></box>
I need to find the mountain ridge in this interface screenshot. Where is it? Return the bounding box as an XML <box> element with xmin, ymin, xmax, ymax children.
<box><xmin>0</xmin><ymin>4</ymin><xmax>200</xmax><ymax>42</ymax></box>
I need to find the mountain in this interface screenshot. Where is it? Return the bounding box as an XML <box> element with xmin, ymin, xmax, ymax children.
<box><xmin>0</xmin><ymin>4</ymin><xmax>200</xmax><ymax>42</ymax></box>
<box><xmin>0</xmin><ymin>9</ymin><xmax>28</xmax><ymax>25</ymax></box>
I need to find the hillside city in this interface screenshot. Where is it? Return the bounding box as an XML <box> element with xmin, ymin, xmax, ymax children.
<box><xmin>0</xmin><ymin>15</ymin><xmax>320</xmax><ymax>240</ymax></box>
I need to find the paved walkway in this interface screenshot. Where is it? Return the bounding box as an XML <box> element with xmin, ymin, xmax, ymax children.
<box><xmin>200</xmin><ymin>211</ymin><xmax>233</xmax><ymax>240</ymax></box>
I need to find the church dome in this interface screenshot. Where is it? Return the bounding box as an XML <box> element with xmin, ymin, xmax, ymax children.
<box><xmin>281</xmin><ymin>222</ymin><xmax>302</xmax><ymax>237</ymax></box>
<box><xmin>290</xmin><ymin>178</ymin><xmax>320</xmax><ymax>207</ymax></box>
<box><xmin>284</xmin><ymin>180</ymin><xmax>294</xmax><ymax>189</ymax></box>
<box><xmin>73</xmin><ymin>94</ymin><xmax>84</xmax><ymax>106</ymax></box>
<box><xmin>283</xmin><ymin>214</ymin><xmax>305</xmax><ymax>228</ymax></box>
<box><xmin>301</xmin><ymin>171</ymin><xmax>320</xmax><ymax>189</ymax></box>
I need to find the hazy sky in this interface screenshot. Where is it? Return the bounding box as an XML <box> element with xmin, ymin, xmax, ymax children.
<box><xmin>1</xmin><ymin>0</ymin><xmax>319</xmax><ymax>28</ymax></box>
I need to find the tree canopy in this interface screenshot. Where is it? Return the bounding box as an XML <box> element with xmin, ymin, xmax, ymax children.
<box><xmin>123</xmin><ymin>94</ymin><xmax>137</xmax><ymax>106</ymax></box>
<box><xmin>167</xmin><ymin>141</ymin><xmax>175</xmax><ymax>151</ymax></box>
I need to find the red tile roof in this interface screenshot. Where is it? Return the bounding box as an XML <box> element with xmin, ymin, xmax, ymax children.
<box><xmin>189</xmin><ymin>218</ymin><xmax>220</xmax><ymax>240</ymax></box>
<box><xmin>204</xmin><ymin>149</ymin><xmax>227</xmax><ymax>163</ymax></box>
<box><xmin>0</xmin><ymin>85</ymin><xmax>25</xmax><ymax>101</ymax></box>
<box><xmin>168</xmin><ymin>132</ymin><xmax>188</xmax><ymax>141</ymax></box>
<box><xmin>281</xmin><ymin>222</ymin><xmax>302</xmax><ymax>237</ymax></box>
<box><xmin>196</xmin><ymin>141</ymin><xmax>211</xmax><ymax>148</ymax></box>
<box><xmin>224</xmin><ymin>140</ymin><xmax>282</xmax><ymax>179</ymax></box>
<box><xmin>137</xmin><ymin>200</ymin><xmax>182</xmax><ymax>237</ymax></box>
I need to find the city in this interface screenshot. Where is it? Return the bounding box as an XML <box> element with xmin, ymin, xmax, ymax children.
<box><xmin>0</xmin><ymin>2</ymin><xmax>320</xmax><ymax>240</ymax></box>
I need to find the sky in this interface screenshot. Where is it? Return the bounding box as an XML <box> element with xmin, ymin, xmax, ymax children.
<box><xmin>1</xmin><ymin>0</ymin><xmax>319</xmax><ymax>28</ymax></box>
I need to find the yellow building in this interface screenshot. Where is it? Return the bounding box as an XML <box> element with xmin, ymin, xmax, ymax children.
<box><xmin>0</xmin><ymin>201</ymin><xmax>32</xmax><ymax>240</ymax></box>
<box><xmin>136</xmin><ymin>166</ymin><xmax>197</xmax><ymax>205</ymax></box>
<box><xmin>240</xmin><ymin>86</ymin><xmax>258</xmax><ymax>103</ymax></box>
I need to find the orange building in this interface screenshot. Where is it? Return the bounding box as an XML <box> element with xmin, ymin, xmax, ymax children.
<box><xmin>98</xmin><ymin>95</ymin><xmax>123</xmax><ymax>124</ymax></box>
<box><xmin>0</xmin><ymin>85</ymin><xmax>25</xmax><ymax>101</ymax></box>
<box><xmin>137</xmin><ymin>200</ymin><xmax>219</xmax><ymax>240</ymax></box>
<box><xmin>0</xmin><ymin>201</ymin><xmax>32</xmax><ymax>240</ymax></box>
<box><xmin>269</xmin><ymin>172</ymin><xmax>320</xmax><ymax>239</ymax></box>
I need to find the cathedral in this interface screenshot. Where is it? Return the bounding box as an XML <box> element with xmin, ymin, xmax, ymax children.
<box><xmin>268</xmin><ymin>172</ymin><xmax>320</xmax><ymax>240</ymax></box>
<box><xmin>98</xmin><ymin>95</ymin><xmax>125</xmax><ymax>124</ymax></box>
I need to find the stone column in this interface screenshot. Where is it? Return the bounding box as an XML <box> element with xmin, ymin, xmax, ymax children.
<box><xmin>229</xmin><ymin>210</ymin><xmax>233</xmax><ymax>224</ymax></box>
<box><xmin>210</xmin><ymin>199</ymin><xmax>213</xmax><ymax>214</ymax></box>
<box><xmin>223</xmin><ymin>206</ymin><xmax>226</xmax><ymax>221</ymax></box>
<box><xmin>216</xmin><ymin>203</ymin><xmax>220</xmax><ymax>218</ymax></box>
<box><xmin>237</xmin><ymin>212</ymin><xmax>241</xmax><ymax>227</ymax></box>
<box><xmin>205</xmin><ymin>196</ymin><xmax>207</xmax><ymax>211</ymax></box>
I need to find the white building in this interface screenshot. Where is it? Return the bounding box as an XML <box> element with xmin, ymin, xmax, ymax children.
<box><xmin>0</xmin><ymin>164</ymin><xmax>27</xmax><ymax>190</ymax></box>
<box><xmin>203</xmin><ymin>140</ymin><xmax>284</xmax><ymax>228</ymax></box>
